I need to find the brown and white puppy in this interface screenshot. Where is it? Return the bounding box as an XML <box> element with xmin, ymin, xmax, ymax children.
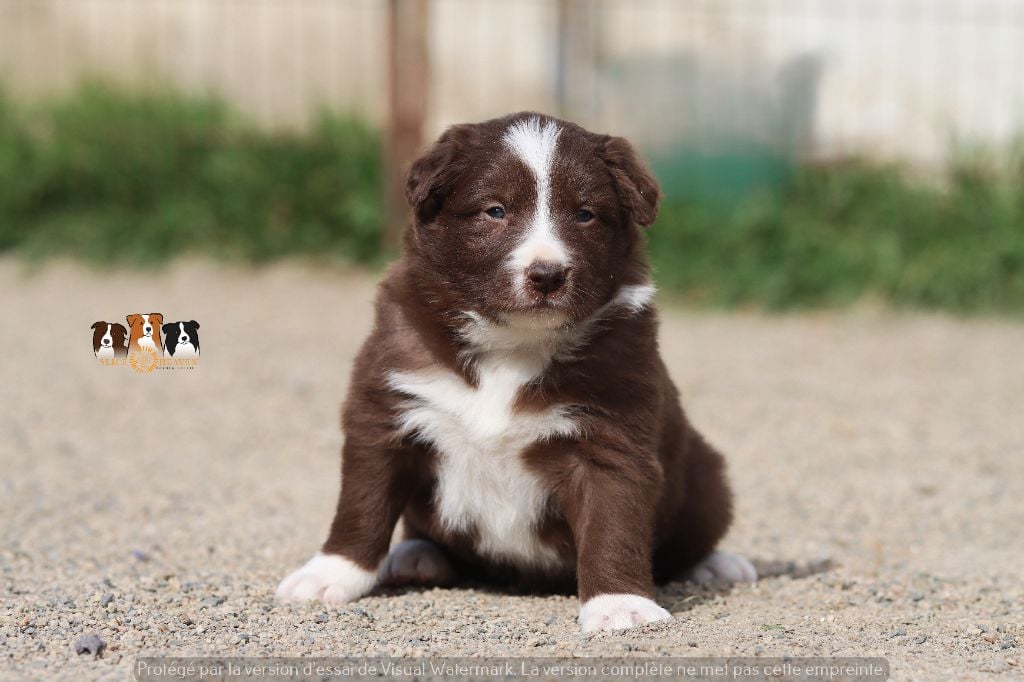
<box><xmin>126</xmin><ymin>313</ymin><xmax>163</xmax><ymax>353</ymax></box>
<box><xmin>91</xmin><ymin>321</ymin><xmax>128</xmax><ymax>358</ymax></box>
<box><xmin>277</xmin><ymin>113</ymin><xmax>756</xmax><ymax>632</ymax></box>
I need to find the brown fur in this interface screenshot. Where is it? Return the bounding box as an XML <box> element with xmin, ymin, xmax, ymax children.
<box><xmin>318</xmin><ymin>112</ymin><xmax>734</xmax><ymax>603</ymax></box>
<box><xmin>126</xmin><ymin>313</ymin><xmax>164</xmax><ymax>352</ymax></box>
<box><xmin>90</xmin><ymin>321</ymin><xmax>128</xmax><ymax>357</ymax></box>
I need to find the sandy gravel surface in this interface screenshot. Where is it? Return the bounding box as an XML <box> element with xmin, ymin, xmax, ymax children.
<box><xmin>1</xmin><ymin>259</ymin><xmax>1022</xmax><ymax>681</ymax></box>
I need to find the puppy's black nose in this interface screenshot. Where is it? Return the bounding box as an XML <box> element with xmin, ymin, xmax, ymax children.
<box><xmin>144</xmin><ymin>326</ymin><xmax>151</xmax><ymax>333</ymax></box>
<box><xmin>525</xmin><ymin>261</ymin><xmax>567</xmax><ymax>295</ymax></box>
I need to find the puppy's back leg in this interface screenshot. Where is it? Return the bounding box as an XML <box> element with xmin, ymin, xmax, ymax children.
<box><xmin>654</xmin><ymin>429</ymin><xmax>756</xmax><ymax>584</ymax></box>
<box><xmin>378</xmin><ymin>538</ymin><xmax>458</xmax><ymax>587</ymax></box>
<box><xmin>684</xmin><ymin>550</ymin><xmax>757</xmax><ymax>584</ymax></box>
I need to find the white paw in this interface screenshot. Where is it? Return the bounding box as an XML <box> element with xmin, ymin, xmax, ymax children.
<box><xmin>686</xmin><ymin>550</ymin><xmax>758</xmax><ymax>584</ymax></box>
<box><xmin>579</xmin><ymin>594</ymin><xmax>671</xmax><ymax>633</ymax></box>
<box><xmin>275</xmin><ymin>553</ymin><xmax>377</xmax><ymax>605</ymax></box>
<box><xmin>378</xmin><ymin>539</ymin><xmax>457</xmax><ymax>587</ymax></box>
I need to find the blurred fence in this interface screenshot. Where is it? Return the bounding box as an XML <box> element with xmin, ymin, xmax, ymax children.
<box><xmin>1</xmin><ymin>0</ymin><xmax>1023</xmax><ymax>167</ymax></box>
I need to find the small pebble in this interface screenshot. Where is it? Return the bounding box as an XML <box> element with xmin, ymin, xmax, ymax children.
<box><xmin>73</xmin><ymin>634</ymin><xmax>105</xmax><ymax>657</ymax></box>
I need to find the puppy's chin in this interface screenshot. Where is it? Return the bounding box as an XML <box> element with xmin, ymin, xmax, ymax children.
<box><xmin>503</xmin><ymin>308</ymin><xmax>570</xmax><ymax>331</ymax></box>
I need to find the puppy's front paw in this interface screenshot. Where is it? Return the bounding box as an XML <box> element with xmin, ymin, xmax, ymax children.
<box><xmin>275</xmin><ymin>553</ymin><xmax>377</xmax><ymax>605</ymax></box>
<box><xmin>579</xmin><ymin>594</ymin><xmax>671</xmax><ymax>633</ymax></box>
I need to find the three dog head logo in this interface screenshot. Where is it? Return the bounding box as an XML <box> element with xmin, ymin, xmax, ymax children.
<box><xmin>126</xmin><ymin>313</ymin><xmax>163</xmax><ymax>352</ymax></box>
<box><xmin>91</xmin><ymin>322</ymin><xmax>128</xmax><ymax>358</ymax></box>
<box><xmin>93</xmin><ymin>313</ymin><xmax>200</xmax><ymax>371</ymax></box>
<box><xmin>162</xmin><ymin>321</ymin><xmax>201</xmax><ymax>358</ymax></box>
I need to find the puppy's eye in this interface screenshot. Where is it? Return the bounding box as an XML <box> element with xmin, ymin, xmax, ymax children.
<box><xmin>484</xmin><ymin>206</ymin><xmax>506</xmax><ymax>220</ymax></box>
<box><xmin>575</xmin><ymin>209</ymin><xmax>595</xmax><ymax>223</ymax></box>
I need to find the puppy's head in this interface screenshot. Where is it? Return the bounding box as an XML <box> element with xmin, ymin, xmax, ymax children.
<box><xmin>91</xmin><ymin>321</ymin><xmax>127</xmax><ymax>352</ymax></box>
<box><xmin>162</xmin><ymin>320</ymin><xmax>200</xmax><ymax>348</ymax></box>
<box><xmin>405</xmin><ymin>112</ymin><xmax>659</xmax><ymax>330</ymax></box>
<box><xmin>127</xmin><ymin>313</ymin><xmax>164</xmax><ymax>346</ymax></box>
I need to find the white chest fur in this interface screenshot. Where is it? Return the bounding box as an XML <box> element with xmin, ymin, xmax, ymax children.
<box><xmin>170</xmin><ymin>343</ymin><xmax>199</xmax><ymax>358</ymax></box>
<box><xmin>388</xmin><ymin>354</ymin><xmax>579</xmax><ymax>569</ymax></box>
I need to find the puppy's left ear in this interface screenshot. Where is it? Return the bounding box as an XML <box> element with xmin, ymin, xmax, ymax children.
<box><xmin>189</xmin><ymin>320</ymin><xmax>199</xmax><ymax>329</ymax></box>
<box><xmin>405</xmin><ymin>124</ymin><xmax>473</xmax><ymax>224</ymax></box>
<box><xmin>150</xmin><ymin>313</ymin><xmax>163</xmax><ymax>326</ymax></box>
<box><xmin>600</xmin><ymin>136</ymin><xmax>660</xmax><ymax>227</ymax></box>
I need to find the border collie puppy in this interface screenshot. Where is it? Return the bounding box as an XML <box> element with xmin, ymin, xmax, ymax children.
<box><xmin>162</xmin><ymin>321</ymin><xmax>200</xmax><ymax>358</ymax></box>
<box><xmin>277</xmin><ymin>113</ymin><xmax>755</xmax><ymax>632</ymax></box>
<box><xmin>91</xmin><ymin>321</ymin><xmax>128</xmax><ymax>358</ymax></box>
<box><xmin>126</xmin><ymin>313</ymin><xmax>163</xmax><ymax>353</ymax></box>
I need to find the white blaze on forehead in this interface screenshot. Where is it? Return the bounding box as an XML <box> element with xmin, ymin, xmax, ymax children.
<box><xmin>101</xmin><ymin>324</ymin><xmax>112</xmax><ymax>344</ymax></box>
<box><xmin>503</xmin><ymin>117</ymin><xmax>568</xmax><ymax>270</ymax></box>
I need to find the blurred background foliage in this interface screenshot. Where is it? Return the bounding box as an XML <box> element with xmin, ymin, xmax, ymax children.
<box><xmin>0</xmin><ymin>81</ymin><xmax>382</xmax><ymax>266</ymax></box>
<box><xmin>0</xmin><ymin>81</ymin><xmax>1022</xmax><ymax>314</ymax></box>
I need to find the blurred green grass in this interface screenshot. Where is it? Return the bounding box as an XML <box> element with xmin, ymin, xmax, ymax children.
<box><xmin>1</xmin><ymin>81</ymin><xmax>1022</xmax><ymax>314</ymax></box>
<box><xmin>650</xmin><ymin>156</ymin><xmax>1024</xmax><ymax>313</ymax></box>
<box><xmin>0</xmin><ymin>81</ymin><xmax>382</xmax><ymax>265</ymax></box>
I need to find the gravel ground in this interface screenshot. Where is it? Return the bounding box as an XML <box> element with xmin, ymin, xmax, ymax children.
<box><xmin>1</xmin><ymin>259</ymin><xmax>1022</xmax><ymax>681</ymax></box>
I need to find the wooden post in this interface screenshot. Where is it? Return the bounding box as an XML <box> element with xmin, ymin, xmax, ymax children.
<box><xmin>384</xmin><ymin>0</ymin><xmax>429</xmax><ymax>252</ymax></box>
<box><xmin>554</xmin><ymin>0</ymin><xmax>597</xmax><ymax>122</ymax></box>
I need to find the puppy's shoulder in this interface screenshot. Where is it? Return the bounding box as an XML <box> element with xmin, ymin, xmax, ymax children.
<box><xmin>347</xmin><ymin>262</ymin><xmax>455</xmax><ymax>391</ymax></box>
<box><xmin>361</xmin><ymin>263</ymin><xmax>437</xmax><ymax>361</ymax></box>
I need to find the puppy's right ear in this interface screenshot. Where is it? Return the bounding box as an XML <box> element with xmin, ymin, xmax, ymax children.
<box><xmin>91</xmin><ymin>321</ymin><xmax>104</xmax><ymax>330</ymax></box>
<box><xmin>162</xmin><ymin>323</ymin><xmax>174</xmax><ymax>336</ymax></box>
<box><xmin>405</xmin><ymin>124</ymin><xmax>472</xmax><ymax>224</ymax></box>
<box><xmin>126</xmin><ymin>314</ymin><xmax>141</xmax><ymax>328</ymax></box>
<box><xmin>599</xmin><ymin>135</ymin><xmax>661</xmax><ymax>228</ymax></box>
